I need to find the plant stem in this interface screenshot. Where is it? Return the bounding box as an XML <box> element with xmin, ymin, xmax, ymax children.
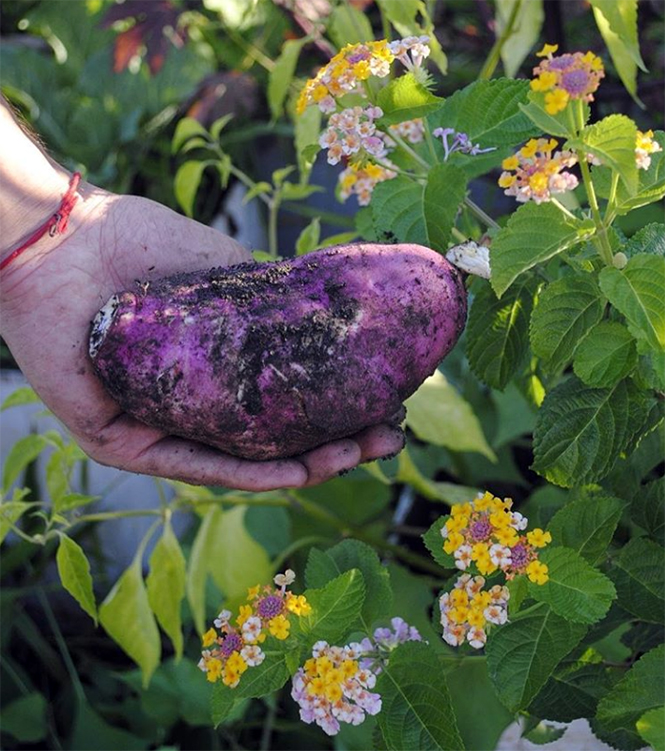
<box><xmin>551</xmin><ymin>198</ymin><xmax>578</xmax><ymax>221</ymax></box>
<box><xmin>385</xmin><ymin>130</ymin><xmax>430</xmax><ymax>171</ymax></box>
<box><xmin>71</xmin><ymin>508</ymin><xmax>163</xmax><ymax>525</ymax></box>
<box><xmin>271</xmin><ymin>535</ymin><xmax>330</xmax><ymax>573</ymax></box>
<box><xmin>451</xmin><ymin>227</ymin><xmax>468</xmax><ymax>243</ymax></box>
<box><xmin>424</xmin><ymin>121</ymin><xmax>439</xmax><ymax>164</ymax></box>
<box><xmin>464</xmin><ymin>197</ymin><xmax>500</xmax><ymax>230</ymax></box>
<box><xmin>478</xmin><ymin>0</ymin><xmax>523</xmax><ymax>80</ymax></box>
<box><xmin>604</xmin><ymin>171</ymin><xmax>620</xmax><ymax>223</ymax></box>
<box><xmin>227</xmin><ymin>163</ymin><xmax>272</xmax><ymax>207</ymax></box>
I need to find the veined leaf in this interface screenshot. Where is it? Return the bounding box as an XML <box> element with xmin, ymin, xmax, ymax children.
<box><xmin>466</xmin><ymin>277</ymin><xmax>538</xmax><ymax>389</ymax></box>
<box><xmin>631</xmin><ymin>478</ymin><xmax>664</xmax><ymax>544</ymax></box>
<box><xmin>376</xmin><ymin>641</ymin><xmax>465</xmax><ymax>751</ymax></box>
<box><xmin>486</xmin><ymin>602</ymin><xmax>587</xmax><ymax>713</ymax></box>
<box><xmin>547</xmin><ymin>495</ymin><xmax>624</xmax><ymax>564</ymax></box>
<box><xmin>299</xmin><ymin>569</ymin><xmax>365</xmax><ymax>645</ymax></box>
<box><xmin>99</xmin><ymin>550</ymin><xmax>161</xmax><ymax>687</ymax></box>
<box><xmin>594</xmin><ymin>131</ymin><xmax>665</xmax><ymax>213</ymax></box>
<box><xmin>377</xmin><ymin>73</ymin><xmax>444</xmax><ymax>126</ymax></box>
<box><xmin>491</xmin><ymin>203</ymin><xmax>586</xmax><ymax>297</ymax></box>
<box><xmin>532</xmin><ymin>376</ymin><xmax>650</xmax><ymax>487</ymax></box>
<box><xmin>637</xmin><ymin>707</ymin><xmax>665</xmax><ymax>751</ymax></box>
<box><xmin>1</xmin><ymin>387</ymin><xmax>40</xmax><ymax>411</ymax></box>
<box><xmin>0</xmin><ymin>496</ymin><xmax>36</xmax><ymax>544</ymax></box>
<box><xmin>422</xmin><ymin>516</ymin><xmax>455</xmax><ymax>569</ymax></box>
<box><xmin>172</xmin><ymin>117</ymin><xmax>209</xmax><ymax>154</ymax></box>
<box><xmin>573</xmin><ymin>321</ymin><xmax>638</xmax><ymax>387</ymax></box>
<box><xmin>405</xmin><ymin>370</ymin><xmax>496</xmax><ymax>461</ymax></box>
<box><xmin>595</xmin><ymin>645</ymin><xmax>665</xmax><ymax>748</ymax></box>
<box><xmin>3</xmin><ymin>434</ymin><xmax>50</xmax><ymax>493</ymax></box>
<box><xmin>623</xmin><ymin>223</ymin><xmax>665</xmax><ymax>258</ymax></box>
<box><xmin>304</xmin><ymin>539</ymin><xmax>392</xmax><ymax>630</ymax></box>
<box><xmin>371</xmin><ymin>177</ymin><xmax>427</xmax><ymax>246</ymax></box>
<box><xmin>570</xmin><ymin>115</ymin><xmax>638</xmax><ymax>193</ymax></box>
<box><xmin>186</xmin><ymin>506</ymin><xmax>220</xmax><ymax>635</ymax></box>
<box><xmin>599</xmin><ymin>254</ymin><xmax>665</xmax><ymax>352</ymax></box>
<box><xmin>174</xmin><ymin>160</ymin><xmax>215</xmax><ymax>218</ymax></box>
<box><xmin>295</xmin><ymin>217</ymin><xmax>320</xmax><ymax>256</ymax></box>
<box><xmin>528</xmin><ymin>547</ymin><xmax>616</xmax><ymax>624</ymax></box>
<box><xmin>146</xmin><ymin>521</ymin><xmax>186</xmax><ymax>659</ymax></box>
<box><xmin>611</xmin><ymin>536</ymin><xmax>664</xmax><ymax>624</ymax></box>
<box><xmin>423</xmin><ymin>163</ymin><xmax>467</xmax><ymax>252</ymax></box>
<box><xmin>428</xmin><ymin>78</ymin><xmax>538</xmax><ymax>148</ymax></box>
<box><xmin>56</xmin><ymin>534</ymin><xmax>97</xmax><ymax>623</ymax></box>
<box><xmin>327</xmin><ymin>3</ymin><xmax>373</xmax><ymax>47</ymax></box>
<box><xmin>519</xmin><ymin>92</ymin><xmax>581</xmax><ymax>139</ymax></box>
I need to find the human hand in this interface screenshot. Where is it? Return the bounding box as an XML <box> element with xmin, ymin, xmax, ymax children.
<box><xmin>1</xmin><ymin>184</ymin><xmax>405</xmax><ymax>490</ymax></box>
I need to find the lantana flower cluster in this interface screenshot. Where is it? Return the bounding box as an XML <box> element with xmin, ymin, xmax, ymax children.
<box><xmin>198</xmin><ymin>569</ymin><xmax>310</xmax><ymax>687</ymax></box>
<box><xmin>291</xmin><ymin>619</ymin><xmax>422</xmax><ymax>736</ymax></box>
<box><xmin>499</xmin><ymin>137</ymin><xmax>579</xmax><ymax>204</ymax></box>
<box><xmin>440</xmin><ymin>491</ymin><xmax>551</xmax><ymax>583</ymax></box>
<box><xmin>530</xmin><ymin>44</ymin><xmax>605</xmax><ymax>115</ymax></box>
<box><xmin>439</xmin><ymin>574</ymin><xmax>510</xmax><ymax>649</ymax></box>
<box><xmin>298</xmin><ymin>37</ymin><xmax>433</xmax><ymax>205</ymax></box>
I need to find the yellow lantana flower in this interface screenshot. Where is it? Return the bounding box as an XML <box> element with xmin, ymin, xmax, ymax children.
<box><xmin>545</xmin><ymin>88</ymin><xmax>570</xmax><ymax>114</ymax></box>
<box><xmin>202</xmin><ymin>628</ymin><xmax>217</xmax><ymax>648</ymax></box>
<box><xmin>268</xmin><ymin>614</ymin><xmax>291</xmax><ymax>640</ymax></box>
<box><xmin>527</xmin><ymin>528</ymin><xmax>552</xmax><ymax>548</ymax></box>
<box><xmin>527</xmin><ymin>560</ymin><xmax>549</xmax><ymax>585</ymax></box>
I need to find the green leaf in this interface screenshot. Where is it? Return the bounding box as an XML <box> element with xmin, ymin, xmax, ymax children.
<box><xmin>631</xmin><ymin>477</ymin><xmax>664</xmax><ymax>543</ymax></box>
<box><xmin>497</xmin><ymin>0</ymin><xmax>544</xmax><ymax>77</ymax></box>
<box><xmin>573</xmin><ymin>322</ymin><xmax>638</xmax><ymax>387</ymax></box>
<box><xmin>405</xmin><ymin>370</ymin><xmax>496</xmax><ymax>461</ymax></box>
<box><xmin>207</xmin><ymin>505</ymin><xmax>271</xmax><ymax>602</ymax></box>
<box><xmin>371</xmin><ymin>176</ymin><xmax>426</xmax><ymax>245</ymax></box>
<box><xmin>294</xmin><ymin>105</ymin><xmax>321</xmax><ymax>180</ymax></box>
<box><xmin>519</xmin><ymin>92</ymin><xmax>579</xmax><ymax>139</ymax></box>
<box><xmin>529</xmin><ymin>276</ymin><xmax>605</xmax><ymax>373</ymax></box>
<box><xmin>295</xmin><ymin>217</ymin><xmax>320</xmax><ymax>256</ymax></box>
<box><xmin>1</xmin><ymin>387</ymin><xmax>40</xmax><ymax>411</ymax></box>
<box><xmin>56</xmin><ymin>534</ymin><xmax>97</xmax><ymax>623</ymax></box>
<box><xmin>375</xmin><ymin>0</ymin><xmax>419</xmax><ymax>28</ymax></box>
<box><xmin>490</xmin><ymin>203</ymin><xmax>586</xmax><ymax>297</ymax></box>
<box><xmin>186</xmin><ymin>506</ymin><xmax>218</xmax><ymax>635</ymax></box>
<box><xmin>147</xmin><ymin>521</ymin><xmax>186</xmax><ymax>659</ymax></box>
<box><xmin>210</xmin><ymin>113</ymin><xmax>234</xmax><ymax>142</ymax></box>
<box><xmin>571</xmin><ymin>115</ymin><xmax>638</xmax><ymax>193</ymax></box>
<box><xmin>377</xmin><ymin>73</ymin><xmax>444</xmax><ymax>127</ymax></box>
<box><xmin>466</xmin><ymin>277</ymin><xmax>538</xmax><ymax>389</ymax></box>
<box><xmin>304</xmin><ymin>539</ymin><xmax>393</xmax><ymax>629</ymax></box>
<box><xmin>56</xmin><ymin>492</ymin><xmax>96</xmax><ymax>512</ymax></box>
<box><xmin>328</xmin><ymin>3</ymin><xmax>373</xmax><ymax>47</ymax></box>
<box><xmin>422</xmin><ymin>163</ymin><xmax>468</xmax><ymax>252</ymax></box>
<box><xmin>547</xmin><ymin>495</ymin><xmax>624</xmax><ymax>564</ymax></box>
<box><xmin>376</xmin><ymin>641</ymin><xmax>465</xmax><ymax>751</ymax></box>
<box><xmin>637</xmin><ymin>707</ymin><xmax>665</xmax><ymax>751</ymax></box>
<box><xmin>237</xmin><ymin>652</ymin><xmax>290</xmax><ymax>698</ymax></box>
<box><xmin>268</xmin><ymin>38</ymin><xmax>307</xmax><ymax>120</ymax></box>
<box><xmin>396</xmin><ymin>448</ymin><xmax>479</xmax><ymax>505</ymax></box>
<box><xmin>611</xmin><ymin>536</ymin><xmax>665</xmax><ymax>624</ymax></box>
<box><xmin>429</xmin><ymin>79</ymin><xmax>538</xmax><ymax>148</ymax></box>
<box><xmin>590</xmin><ymin>0</ymin><xmax>645</xmax><ymax>104</ymax></box>
<box><xmin>3</xmin><ymin>434</ymin><xmax>49</xmax><ymax>493</ymax></box>
<box><xmin>529</xmin><ymin>547</ymin><xmax>616</xmax><ymax>624</ymax></box>
<box><xmin>99</xmin><ymin>551</ymin><xmax>161</xmax><ymax>687</ymax></box>
<box><xmin>174</xmin><ymin>160</ymin><xmax>214</xmax><ymax>218</ymax></box>
<box><xmin>486</xmin><ymin>602</ymin><xmax>587</xmax><ymax>713</ymax></box>
<box><xmin>422</xmin><ymin>516</ymin><xmax>455</xmax><ymax>569</ymax></box>
<box><xmin>532</xmin><ymin>376</ymin><xmax>650</xmax><ymax>487</ymax></box>
<box><xmin>0</xmin><ymin>493</ymin><xmax>35</xmax><ymax>544</ymax></box>
<box><xmin>0</xmin><ymin>693</ymin><xmax>47</xmax><ymax>743</ymax></box>
<box><xmin>595</xmin><ymin>131</ymin><xmax>665</xmax><ymax>213</ymax></box>
<box><xmin>299</xmin><ymin>569</ymin><xmax>365</xmax><ymax>645</ymax></box>
<box><xmin>529</xmin><ymin>661</ymin><xmax>615</xmax><ymax>723</ymax></box>
<box><xmin>595</xmin><ymin>645</ymin><xmax>665</xmax><ymax>748</ymax></box>
<box><xmin>599</xmin><ymin>254</ymin><xmax>665</xmax><ymax>352</ymax></box>
<box><xmin>172</xmin><ymin>117</ymin><xmax>209</xmax><ymax>154</ymax></box>
<box><xmin>624</xmin><ymin>223</ymin><xmax>665</xmax><ymax>258</ymax></box>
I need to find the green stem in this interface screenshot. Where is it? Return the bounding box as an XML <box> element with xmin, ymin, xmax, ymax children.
<box><xmin>71</xmin><ymin>508</ymin><xmax>163</xmax><ymax>525</ymax></box>
<box><xmin>227</xmin><ymin>163</ymin><xmax>272</xmax><ymax>207</ymax></box>
<box><xmin>478</xmin><ymin>0</ymin><xmax>523</xmax><ymax>80</ymax></box>
<box><xmin>451</xmin><ymin>227</ymin><xmax>468</xmax><ymax>243</ymax></box>
<box><xmin>551</xmin><ymin>198</ymin><xmax>578</xmax><ymax>221</ymax></box>
<box><xmin>385</xmin><ymin>130</ymin><xmax>430</xmax><ymax>171</ymax></box>
<box><xmin>271</xmin><ymin>535</ymin><xmax>330</xmax><ymax>573</ymax></box>
<box><xmin>604</xmin><ymin>171</ymin><xmax>620</xmax><ymax>223</ymax></box>
<box><xmin>464</xmin><ymin>197</ymin><xmax>500</xmax><ymax>230</ymax></box>
<box><xmin>373</xmin><ymin>158</ymin><xmax>422</xmax><ymax>179</ymax></box>
<box><xmin>424</xmin><ymin>121</ymin><xmax>439</xmax><ymax>165</ymax></box>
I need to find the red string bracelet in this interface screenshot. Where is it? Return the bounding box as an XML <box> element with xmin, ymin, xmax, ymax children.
<box><xmin>0</xmin><ymin>171</ymin><xmax>82</xmax><ymax>272</ymax></box>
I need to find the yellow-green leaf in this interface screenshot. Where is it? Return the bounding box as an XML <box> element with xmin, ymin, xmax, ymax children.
<box><xmin>56</xmin><ymin>534</ymin><xmax>97</xmax><ymax>623</ymax></box>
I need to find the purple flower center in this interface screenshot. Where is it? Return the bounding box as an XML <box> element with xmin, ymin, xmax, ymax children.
<box><xmin>347</xmin><ymin>49</ymin><xmax>370</xmax><ymax>64</ymax></box>
<box><xmin>220</xmin><ymin>631</ymin><xmax>243</xmax><ymax>657</ymax></box>
<box><xmin>510</xmin><ymin>543</ymin><xmax>528</xmax><ymax>569</ymax></box>
<box><xmin>257</xmin><ymin>595</ymin><xmax>284</xmax><ymax>619</ymax></box>
<box><xmin>548</xmin><ymin>54</ymin><xmax>575</xmax><ymax>70</ymax></box>
<box><xmin>470</xmin><ymin>517</ymin><xmax>492</xmax><ymax>542</ymax></box>
<box><xmin>560</xmin><ymin>69</ymin><xmax>592</xmax><ymax>96</ymax></box>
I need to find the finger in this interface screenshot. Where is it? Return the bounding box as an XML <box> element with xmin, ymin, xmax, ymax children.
<box><xmin>125</xmin><ymin>437</ymin><xmax>309</xmax><ymax>490</ymax></box>
<box><xmin>298</xmin><ymin>439</ymin><xmax>362</xmax><ymax>487</ymax></box>
<box><xmin>80</xmin><ymin>416</ymin><xmax>308</xmax><ymax>490</ymax></box>
<box><xmin>352</xmin><ymin>424</ymin><xmax>406</xmax><ymax>463</ymax></box>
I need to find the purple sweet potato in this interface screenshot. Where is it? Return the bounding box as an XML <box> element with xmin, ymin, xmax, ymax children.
<box><xmin>89</xmin><ymin>243</ymin><xmax>466</xmax><ymax>460</ymax></box>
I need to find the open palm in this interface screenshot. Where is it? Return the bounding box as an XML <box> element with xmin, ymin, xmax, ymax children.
<box><xmin>1</xmin><ymin>187</ymin><xmax>404</xmax><ymax>490</ymax></box>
